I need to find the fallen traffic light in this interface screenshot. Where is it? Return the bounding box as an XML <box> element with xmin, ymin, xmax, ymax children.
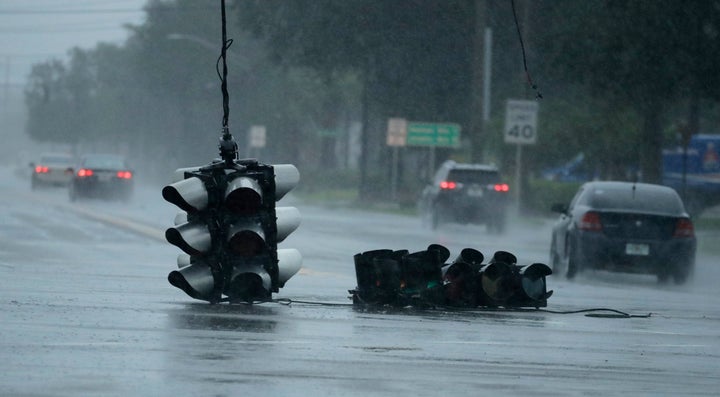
<box><xmin>353</xmin><ymin>249</ymin><xmax>406</xmax><ymax>304</ymax></box>
<box><xmin>442</xmin><ymin>248</ymin><xmax>484</xmax><ymax>307</ymax></box>
<box><xmin>507</xmin><ymin>262</ymin><xmax>554</xmax><ymax>308</ymax></box>
<box><xmin>475</xmin><ymin>251</ymin><xmax>517</xmax><ymax>307</ymax></box>
<box><xmin>399</xmin><ymin>249</ymin><xmax>444</xmax><ymax>306</ymax></box>
<box><xmin>351</xmin><ymin>245</ymin><xmax>553</xmax><ymax>309</ymax></box>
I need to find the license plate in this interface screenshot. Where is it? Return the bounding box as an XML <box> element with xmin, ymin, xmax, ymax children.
<box><xmin>625</xmin><ymin>243</ymin><xmax>649</xmax><ymax>256</ymax></box>
<box><xmin>98</xmin><ymin>172</ymin><xmax>113</xmax><ymax>182</ymax></box>
<box><xmin>467</xmin><ymin>187</ymin><xmax>483</xmax><ymax>197</ymax></box>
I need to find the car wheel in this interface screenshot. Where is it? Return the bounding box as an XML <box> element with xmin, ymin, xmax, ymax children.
<box><xmin>490</xmin><ymin>212</ymin><xmax>506</xmax><ymax>235</ymax></box>
<box><xmin>430</xmin><ymin>203</ymin><xmax>442</xmax><ymax>230</ymax></box>
<box><xmin>430</xmin><ymin>207</ymin><xmax>439</xmax><ymax>230</ymax></box>
<box><xmin>550</xmin><ymin>237</ymin><xmax>563</xmax><ymax>274</ymax></box>
<box><xmin>419</xmin><ymin>201</ymin><xmax>430</xmax><ymax>227</ymax></box>
<box><xmin>672</xmin><ymin>267</ymin><xmax>691</xmax><ymax>285</ymax></box>
<box><xmin>566</xmin><ymin>239</ymin><xmax>579</xmax><ymax>280</ymax></box>
<box><xmin>122</xmin><ymin>191</ymin><xmax>133</xmax><ymax>203</ymax></box>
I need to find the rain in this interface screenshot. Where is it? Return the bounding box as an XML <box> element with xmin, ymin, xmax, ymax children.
<box><xmin>2</xmin><ymin>1</ymin><xmax>720</xmax><ymax>395</ymax></box>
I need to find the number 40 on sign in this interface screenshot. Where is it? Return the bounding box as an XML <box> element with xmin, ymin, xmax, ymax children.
<box><xmin>504</xmin><ymin>99</ymin><xmax>539</xmax><ymax>145</ymax></box>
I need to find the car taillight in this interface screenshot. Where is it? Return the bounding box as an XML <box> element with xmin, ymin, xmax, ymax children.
<box><xmin>34</xmin><ymin>165</ymin><xmax>49</xmax><ymax>173</ymax></box>
<box><xmin>493</xmin><ymin>183</ymin><xmax>510</xmax><ymax>192</ymax></box>
<box><xmin>578</xmin><ymin>211</ymin><xmax>602</xmax><ymax>231</ymax></box>
<box><xmin>77</xmin><ymin>169</ymin><xmax>93</xmax><ymax>177</ymax></box>
<box><xmin>117</xmin><ymin>171</ymin><xmax>133</xmax><ymax>179</ymax></box>
<box><xmin>440</xmin><ymin>181</ymin><xmax>457</xmax><ymax>189</ymax></box>
<box><xmin>673</xmin><ymin>218</ymin><xmax>694</xmax><ymax>238</ymax></box>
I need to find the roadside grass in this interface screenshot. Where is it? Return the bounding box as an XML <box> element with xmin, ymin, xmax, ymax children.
<box><xmin>295</xmin><ymin>188</ymin><xmax>358</xmax><ymax>205</ymax></box>
<box><xmin>296</xmin><ymin>183</ymin><xmax>720</xmax><ymax>233</ymax></box>
<box><xmin>694</xmin><ymin>216</ymin><xmax>720</xmax><ymax>231</ymax></box>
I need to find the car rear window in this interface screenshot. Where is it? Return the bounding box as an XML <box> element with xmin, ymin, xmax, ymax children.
<box><xmin>585</xmin><ymin>185</ymin><xmax>684</xmax><ymax>214</ymax></box>
<box><xmin>41</xmin><ymin>155</ymin><xmax>74</xmax><ymax>165</ymax></box>
<box><xmin>82</xmin><ymin>155</ymin><xmax>127</xmax><ymax>169</ymax></box>
<box><xmin>447</xmin><ymin>169</ymin><xmax>500</xmax><ymax>184</ymax></box>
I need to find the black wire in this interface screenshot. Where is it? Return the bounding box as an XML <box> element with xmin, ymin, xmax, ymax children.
<box><xmin>216</xmin><ymin>39</ymin><xmax>233</xmax><ymax>127</ymax></box>
<box><xmin>269</xmin><ymin>299</ymin><xmax>651</xmax><ymax>318</ymax></box>
<box><xmin>274</xmin><ymin>298</ymin><xmax>353</xmax><ymax>307</ymax></box>
<box><xmin>219</xmin><ymin>0</ymin><xmax>230</xmax><ymax>130</ymax></box>
<box><xmin>510</xmin><ymin>0</ymin><xmax>542</xmax><ymax>99</ymax></box>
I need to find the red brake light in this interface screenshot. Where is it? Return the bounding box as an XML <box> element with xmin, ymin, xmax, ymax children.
<box><xmin>35</xmin><ymin>165</ymin><xmax>49</xmax><ymax>173</ymax></box>
<box><xmin>440</xmin><ymin>181</ymin><xmax>457</xmax><ymax>190</ymax></box>
<box><xmin>116</xmin><ymin>171</ymin><xmax>133</xmax><ymax>179</ymax></box>
<box><xmin>579</xmin><ymin>211</ymin><xmax>602</xmax><ymax>231</ymax></box>
<box><xmin>77</xmin><ymin>169</ymin><xmax>93</xmax><ymax>177</ymax></box>
<box><xmin>673</xmin><ymin>218</ymin><xmax>694</xmax><ymax>238</ymax></box>
<box><xmin>493</xmin><ymin>183</ymin><xmax>510</xmax><ymax>192</ymax></box>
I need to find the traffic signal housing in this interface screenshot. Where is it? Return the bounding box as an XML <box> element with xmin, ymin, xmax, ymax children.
<box><xmin>164</xmin><ymin>159</ymin><xmax>301</xmax><ymax>303</ymax></box>
<box><xmin>351</xmin><ymin>245</ymin><xmax>553</xmax><ymax>309</ymax></box>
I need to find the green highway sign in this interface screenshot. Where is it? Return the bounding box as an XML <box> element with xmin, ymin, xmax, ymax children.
<box><xmin>406</xmin><ymin>122</ymin><xmax>461</xmax><ymax>148</ymax></box>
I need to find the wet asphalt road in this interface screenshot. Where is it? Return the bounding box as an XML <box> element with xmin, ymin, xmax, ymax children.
<box><xmin>1</xmin><ymin>169</ymin><xmax>719</xmax><ymax>396</ymax></box>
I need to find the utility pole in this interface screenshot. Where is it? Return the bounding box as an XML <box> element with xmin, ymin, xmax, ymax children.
<box><xmin>469</xmin><ymin>0</ymin><xmax>487</xmax><ymax>163</ymax></box>
<box><xmin>2</xmin><ymin>57</ymin><xmax>9</xmax><ymax>123</ymax></box>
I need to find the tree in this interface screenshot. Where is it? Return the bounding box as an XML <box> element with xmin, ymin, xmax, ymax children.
<box><xmin>236</xmin><ymin>0</ymin><xmax>476</xmax><ymax>198</ymax></box>
<box><xmin>536</xmin><ymin>0</ymin><xmax>720</xmax><ymax>182</ymax></box>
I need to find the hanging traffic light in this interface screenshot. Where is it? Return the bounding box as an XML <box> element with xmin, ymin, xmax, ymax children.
<box><xmin>163</xmin><ymin>1</ymin><xmax>304</xmax><ymax>303</ymax></box>
<box><xmin>164</xmin><ymin>159</ymin><xmax>301</xmax><ymax>303</ymax></box>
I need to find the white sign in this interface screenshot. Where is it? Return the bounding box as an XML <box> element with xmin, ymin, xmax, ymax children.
<box><xmin>386</xmin><ymin>117</ymin><xmax>407</xmax><ymax>147</ymax></box>
<box><xmin>504</xmin><ymin>99</ymin><xmax>539</xmax><ymax>145</ymax></box>
<box><xmin>249</xmin><ymin>125</ymin><xmax>266</xmax><ymax>148</ymax></box>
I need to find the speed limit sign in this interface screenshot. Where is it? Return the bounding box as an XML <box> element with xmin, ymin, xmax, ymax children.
<box><xmin>504</xmin><ymin>99</ymin><xmax>539</xmax><ymax>144</ymax></box>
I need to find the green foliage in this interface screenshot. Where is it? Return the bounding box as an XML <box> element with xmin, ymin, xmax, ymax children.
<box><xmin>525</xmin><ymin>178</ymin><xmax>583</xmax><ymax>216</ymax></box>
<box><xmin>21</xmin><ymin>0</ymin><xmax>720</xmax><ymax>192</ymax></box>
<box><xmin>535</xmin><ymin>0</ymin><xmax>720</xmax><ymax>182</ymax></box>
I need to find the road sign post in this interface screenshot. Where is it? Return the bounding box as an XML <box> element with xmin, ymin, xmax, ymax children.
<box><xmin>504</xmin><ymin>100</ymin><xmax>538</xmax><ymax>145</ymax></box>
<box><xmin>504</xmin><ymin>100</ymin><xmax>539</xmax><ymax>209</ymax></box>
<box><xmin>385</xmin><ymin>120</ymin><xmax>462</xmax><ymax>201</ymax></box>
<box><xmin>406</xmin><ymin>122</ymin><xmax>461</xmax><ymax>180</ymax></box>
<box><xmin>247</xmin><ymin>125</ymin><xmax>266</xmax><ymax>157</ymax></box>
<box><xmin>406</xmin><ymin>122</ymin><xmax>461</xmax><ymax>148</ymax></box>
<box><xmin>386</xmin><ymin>118</ymin><xmax>408</xmax><ymax>201</ymax></box>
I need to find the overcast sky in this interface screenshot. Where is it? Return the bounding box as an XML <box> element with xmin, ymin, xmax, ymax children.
<box><xmin>0</xmin><ymin>0</ymin><xmax>148</xmax><ymax>87</ymax></box>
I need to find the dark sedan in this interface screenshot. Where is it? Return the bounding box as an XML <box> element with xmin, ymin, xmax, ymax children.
<box><xmin>550</xmin><ymin>181</ymin><xmax>696</xmax><ymax>284</ymax></box>
<box><xmin>69</xmin><ymin>154</ymin><xmax>134</xmax><ymax>202</ymax></box>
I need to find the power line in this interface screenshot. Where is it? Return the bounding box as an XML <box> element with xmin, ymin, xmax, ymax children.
<box><xmin>0</xmin><ymin>5</ymin><xmax>214</xmax><ymax>15</ymax></box>
<box><xmin>0</xmin><ymin>8</ymin><xmax>144</xmax><ymax>15</ymax></box>
<box><xmin>0</xmin><ymin>25</ymin><xmax>134</xmax><ymax>34</ymax></box>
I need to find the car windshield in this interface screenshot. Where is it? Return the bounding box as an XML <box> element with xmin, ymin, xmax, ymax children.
<box><xmin>82</xmin><ymin>155</ymin><xmax>127</xmax><ymax>169</ymax></box>
<box><xmin>585</xmin><ymin>185</ymin><xmax>684</xmax><ymax>214</ymax></box>
<box><xmin>447</xmin><ymin>169</ymin><xmax>500</xmax><ymax>184</ymax></box>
